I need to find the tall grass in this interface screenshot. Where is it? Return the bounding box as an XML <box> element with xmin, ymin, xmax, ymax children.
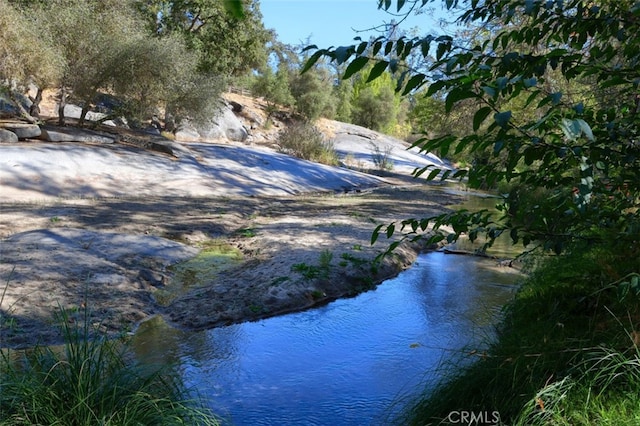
<box><xmin>0</xmin><ymin>304</ymin><xmax>219</xmax><ymax>425</ymax></box>
<box><xmin>400</xmin><ymin>244</ymin><xmax>640</xmax><ymax>425</ymax></box>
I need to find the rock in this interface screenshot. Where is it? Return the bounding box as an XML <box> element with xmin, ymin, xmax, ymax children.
<box><xmin>60</xmin><ymin>104</ymin><xmax>108</xmax><ymax>122</ymax></box>
<box><xmin>230</xmin><ymin>101</ymin><xmax>264</xmax><ymax>128</ymax></box>
<box><xmin>39</xmin><ymin>125</ymin><xmax>117</xmax><ymax>144</ymax></box>
<box><xmin>1</xmin><ymin>122</ymin><xmax>41</xmax><ymax>139</ymax></box>
<box><xmin>174</xmin><ymin>103</ymin><xmax>248</xmax><ymax>143</ymax></box>
<box><xmin>0</xmin><ymin>128</ymin><xmax>18</xmax><ymax>143</ymax></box>
<box><xmin>174</xmin><ymin>126</ymin><xmax>202</xmax><ymax>142</ymax></box>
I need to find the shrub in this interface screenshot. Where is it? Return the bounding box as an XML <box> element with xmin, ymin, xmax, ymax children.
<box><xmin>370</xmin><ymin>142</ymin><xmax>394</xmax><ymax>171</ymax></box>
<box><xmin>277</xmin><ymin>122</ymin><xmax>339</xmax><ymax>166</ymax></box>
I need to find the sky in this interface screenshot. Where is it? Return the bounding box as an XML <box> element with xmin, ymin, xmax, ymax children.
<box><xmin>259</xmin><ymin>0</ymin><xmax>455</xmax><ymax>50</ymax></box>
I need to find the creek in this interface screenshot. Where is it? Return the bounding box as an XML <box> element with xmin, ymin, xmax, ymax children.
<box><xmin>132</xmin><ymin>247</ymin><xmax>522</xmax><ymax>425</ymax></box>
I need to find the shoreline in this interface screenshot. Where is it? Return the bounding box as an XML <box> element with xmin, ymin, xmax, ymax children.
<box><xmin>0</xmin><ymin>185</ymin><xmax>463</xmax><ymax>349</ymax></box>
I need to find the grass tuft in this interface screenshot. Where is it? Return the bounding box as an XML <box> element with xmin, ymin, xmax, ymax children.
<box><xmin>0</xmin><ymin>303</ymin><xmax>219</xmax><ymax>425</ymax></box>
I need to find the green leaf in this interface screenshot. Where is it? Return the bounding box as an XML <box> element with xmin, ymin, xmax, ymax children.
<box><xmin>300</xmin><ymin>50</ymin><xmax>325</xmax><ymax>74</ymax></box>
<box><xmin>371</xmin><ymin>224</ymin><xmax>384</xmax><ymax>245</ymax></box>
<box><xmin>482</xmin><ymin>86</ymin><xmax>496</xmax><ymax>98</ymax></box>
<box><xmin>372</xmin><ymin>40</ymin><xmax>383</xmax><ymax>56</ymax></box>
<box><xmin>445</xmin><ymin>87</ymin><xmax>476</xmax><ymax>113</ymax></box>
<box><xmin>397</xmin><ymin>0</ymin><xmax>406</xmax><ymax>12</ymax></box>
<box><xmin>576</xmin><ymin>119</ymin><xmax>595</xmax><ymax>141</ymax></box>
<box><xmin>343</xmin><ymin>56</ymin><xmax>369</xmax><ymax>79</ymax></box>
<box><xmin>426</xmin><ymin>168</ymin><xmax>441</xmax><ymax>180</ymax></box>
<box><xmin>473</xmin><ymin>107</ymin><xmax>492</xmax><ymax>131</ymax></box>
<box><xmin>402</xmin><ymin>74</ymin><xmax>425</xmax><ymax>95</ymax></box>
<box><xmin>366</xmin><ymin>61</ymin><xmax>389</xmax><ymax>83</ymax></box>
<box><xmin>334</xmin><ymin>46</ymin><xmax>353</xmax><ymax>64</ymax></box>
<box><xmin>560</xmin><ymin>118</ymin><xmax>595</xmax><ymax>141</ymax></box>
<box><xmin>436</xmin><ymin>41</ymin><xmax>450</xmax><ymax>60</ymax></box>
<box><xmin>619</xmin><ymin>281</ymin><xmax>630</xmax><ymax>301</ymax></box>
<box><xmin>494</xmin><ymin>111</ymin><xmax>512</xmax><ymax>128</ymax></box>
<box><xmin>386</xmin><ymin>223</ymin><xmax>396</xmax><ymax>238</ymax></box>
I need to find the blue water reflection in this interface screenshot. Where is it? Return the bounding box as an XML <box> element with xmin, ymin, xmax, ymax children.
<box><xmin>133</xmin><ymin>252</ymin><xmax>521</xmax><ymax>425</ymax></box>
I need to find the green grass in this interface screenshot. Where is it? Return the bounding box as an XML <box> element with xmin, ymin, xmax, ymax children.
<box><xmin>0</xmin><ymin>305</ymin><xmax>219</xmax><ymax>425</ymax></box>
<box><xmin>400</xmin><ymin>244</ymin><xmax>640</xmax><ymax>425</ymax></box>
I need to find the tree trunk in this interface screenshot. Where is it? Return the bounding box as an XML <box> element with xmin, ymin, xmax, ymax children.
<box><xmin>8</xmin><ymin>90</ymin><xmax>37</xmax><ymax>124</ymax></box>
<box><xmin>57</xmin><ymin>86</ymin><xmax>67</xmax><ymax>126</ymax></box>
<box><xmin>29</xmin><ymin>87</ymin><xmax>43</xmax><ymax>118</ymax></box>
<box><xmin>79</xmin><ymin>103</ymin><xmax>90</xmax><ymax>127</ymax></box>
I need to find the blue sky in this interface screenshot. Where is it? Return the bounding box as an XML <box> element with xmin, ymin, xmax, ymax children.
<box><xmin>259</xmin><ymin>0</ymin><xmax>454</xmax><ymax>49</ymax></box>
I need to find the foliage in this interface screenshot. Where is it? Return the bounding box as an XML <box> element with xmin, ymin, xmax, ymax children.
<box><xmin>351</xmin><ymin>67</ymin><xmax>409</xmax><ymax>136</ymax></box>
<box><xmin>0</xmin><ymin>0</ymin><xmax>62</xmax><ymax>116</ymax></box>
<box><xmin>1</xmin><ymin>0</ymin><xmax>228</xmax><ymax>127</ymax></box>
<box><xmin>290</xmin><ymin>62</ymin><xmax>336</xmax><ymax>121</ymax></box>
<box><xmin>107</xmin><ymin>34</ymin><xmax>224</xmax><ymax>127</ymax></box>
<box><xmin>0</xmin><ymin>306</ymin><xmax>218</xmax><ymax>425</ymax></box>
<box><xmin>277</xmin><ymin>121</ymin><xmax>339</xmax><ymax>166</ymax></box>
<box><xmin>251</xmin><ymin>61</ymin><xmax>295</xmax><ymax>120</ymax></box>
<box><xmin>30</xmin><ymin>0</ymin><xmax>141</xmax><ymax>124</ymax></box>
<box><xmin>307</xmin><ymin>0</ymin><xmax>640</xmax><ymax>258</ymax></box>
<box><xmin>137</xmin><ymin>0</ymin><xmax>272</xmax><ymax>77</ymax></box>
<box><xmin>400</xmin><ymin>244</ymin><xmax>640</xmax><ymax>425</ymax></box>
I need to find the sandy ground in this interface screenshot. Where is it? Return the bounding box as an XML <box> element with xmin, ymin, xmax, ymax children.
<box><xmin>0</xmin><ymin>116</ymin><xmax>464</xmax><ymax>348</ymax></box>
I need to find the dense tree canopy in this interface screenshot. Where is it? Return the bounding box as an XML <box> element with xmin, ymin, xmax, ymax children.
<box><xmin>0</xmin><ymin>0</ymin><xmax>243</xmax><ymax>126</ymax></box>
<box><xmin>306</xmin><ymin>0</ymin><xmax>640</xmax><ymax>259</ymax></box>
<box><xmin>136</xmin><ymin>0</ymin><xmax>272</xmax><ymax>76</ymax></box>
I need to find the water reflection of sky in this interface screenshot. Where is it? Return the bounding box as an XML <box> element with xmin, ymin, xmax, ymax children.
<box><xmin>133</xmin><ymin>252</ymin><xmax>521</xmax><ymax>426</ymax></box>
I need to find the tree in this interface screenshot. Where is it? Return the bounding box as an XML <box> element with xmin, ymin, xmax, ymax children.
<box><xmin>251</xmin><ymin>61</ymin><xmax>295</xmax><ymax>122</ymax></box>
<box><xmin>30</xmin><ymin>0</ymin><xmax>148</xmax><ymax>125</ymax></box>
<box><xmin>306</xmin><ymin>0</ymin><xmax>640</xmax><ymax>258</ymax></box>
<box><xmin>107</xmin><ymin>34</ymin><xmax>223</xmax><ymax>128</ymax></box>
<box><xmin>350</xmin><ymin>66</ymin><xmax>409</xmax><ymax>136</ymax></box>
<box><xmin>4</xmin><ymin>0</ymin><xmax>222</xmax><ymax>128</ymax></box>
<box><xmin>137</xmin><ymin>0</ymin><xmax>272</xmax><ymax>77</ymax></box>
<box><xmin>290</xmin><ymin>60</ymin><xmax>336</xmax><ymax>121</ymax></box>
<box><xmin>0</xmin><ymin>0</ymin><xmax>63</xmax><ymax>121</ymax></box>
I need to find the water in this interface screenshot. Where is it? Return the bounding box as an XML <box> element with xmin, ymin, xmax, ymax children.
<box><xmin>443</xmin><ymin>188</ymin><xmax>523</xmax><ymax>259</ymax></box>
<box><xmin>132</xmin><ymin>252</ymin><xmax>521</xmax><ymax>425</ymax></box>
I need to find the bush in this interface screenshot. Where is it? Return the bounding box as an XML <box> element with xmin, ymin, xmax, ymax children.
<box><xmin>370</xmin><ymin>142</ymin><xmax>394</xmax><ymax>171</ymax></box>
<box><xmin>277</xmin><ymin>122</ymin><xmax>339</xmax><ymax>166</ymax></box>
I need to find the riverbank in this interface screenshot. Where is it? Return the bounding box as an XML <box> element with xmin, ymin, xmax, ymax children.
<box><xmin>0</xmin><ymin>118</ymin><xmax>467</xmax><ymax>349</ymax></box>
<box><xmin>1</xmin><ymin>185</ymin><xmax>465</xmax><ymax>349</ymax></box>
<box><xmin>401</xmin><ymin>244</ymin><xmax>640</xmax><ymax>425</ymax></box>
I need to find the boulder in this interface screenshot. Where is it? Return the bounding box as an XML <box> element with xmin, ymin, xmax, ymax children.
<box><xmin>1</xmin><ymin>122</ymin><xmax>41</xmax><ymax>139</ymax></box>
<box><xmin>60</xmin><ymin>104</ymin><xmax>108</xmax><ymax>122</ymax></box>
<box><xmin>39</xmin><ymin>125</ymin><xmax>116</xmax><ymax>144</ymax></box>
<box><xmin>174</xmin><ymin>126</ymin><xmax>202</xmax><ymax>142</ymax></box>
<box><xmin>174</xmin><ymin>103</ymin><xmax>248</xmax><ymax>143</ymax></box>
<box><xmin>0</xmin><ymin>128</ymin><xmax>18</xmax><ymax>143</ymax></box>
<box><xmin>229</xmin><ymin>100</ymin><xmax>264</xmax><ymax>128</ymax></box>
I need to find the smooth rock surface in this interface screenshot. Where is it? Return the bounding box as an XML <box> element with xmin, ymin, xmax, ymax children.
<box><xmin>39</xmin><ymin>125</ymin><xmax>117</xmax><ymax>144</ymax></box>
<box><xmin>1</xmin><ymin>121</ymin><xmax>41</xmax><ymax>139</ymax></box>
<box><xmin>0</xmin><ymin>128</ymin><xmax>18</xmax><ymax>143</ymax></box>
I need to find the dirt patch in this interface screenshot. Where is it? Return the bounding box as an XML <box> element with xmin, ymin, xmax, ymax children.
<box><xmin>0</xmin><ymin>185</ymin><xmax>463</xmax><ymax>348</ymax></box>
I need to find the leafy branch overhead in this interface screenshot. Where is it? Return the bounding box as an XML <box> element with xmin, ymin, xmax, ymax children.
<box><xmin>306</xmin><ymin>0</ymin><xmax>640</xmax><ymax>256</ymax></box>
